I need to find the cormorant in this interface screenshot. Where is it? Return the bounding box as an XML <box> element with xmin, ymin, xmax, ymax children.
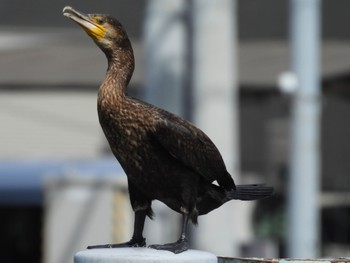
<box><xmin>63</xmin><ymin>6</ymin><xmax>273</xmax><ymax>254</ymax></box>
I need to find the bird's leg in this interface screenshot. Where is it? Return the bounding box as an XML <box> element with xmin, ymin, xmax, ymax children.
<box><xmin>149</xmin><ymin>214</ymin><xmax>189</xmax><ymax>254</ymax></box>
<box><xmin>128</xmin><ymin>209</ymin><xmax>147</xmax><ymax>246</ymax></box>
<box><xmin>87</xmin><ymin>210</ymin><xmax>146</xmax><ymax>249</ymax></box>
<box><xmin>179</xmin><ymin>213</ymin><xmax>190</xmax><ymax>242</ymax></box>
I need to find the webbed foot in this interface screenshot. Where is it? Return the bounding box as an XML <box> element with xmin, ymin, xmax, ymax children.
<box><xmin>149</xmin><ymin>238</ymin><xmax>189</xmax><ymax>254</ymax></box>
<box><xmin>87</xmin><ymin>237</ymin><xmax>146</xmax><ymax>249</ymax></box>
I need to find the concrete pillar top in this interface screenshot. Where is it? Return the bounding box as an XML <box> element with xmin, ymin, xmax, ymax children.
<box><xmin>74</xmin><ymin>248</ymin><xmax>218</xmax><ymax>263</ymax></box>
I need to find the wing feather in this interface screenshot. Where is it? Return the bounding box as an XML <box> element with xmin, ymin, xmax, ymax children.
<box><xmin>153</xmin><ymin>113</ymin><xmax>235</xmax><ymax>190</ymax></box>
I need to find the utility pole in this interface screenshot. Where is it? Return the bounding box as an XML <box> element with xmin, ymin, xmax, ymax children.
<box><xmin>192</xmin><ymin>0</ymin><xmax>241</xmax><ymax>256</ymax></box>
<box><xmin>288</xmin><ymin>0</ymin><xmax>321</xmax><ymax>258</ymax></box>
<box><xmin>143</xmin><ymin>0</ymin><xmax>187</xmax><ymax>117</ymax></box>
<box><xmin>144</xmin><ymin>0</ymin><xmax>242</xmax><ymax>256</ymax></box>
<box><xmin>143</xmin><ymin>0</ymin><xmax>188</xmax><ymax>245</ymax></box>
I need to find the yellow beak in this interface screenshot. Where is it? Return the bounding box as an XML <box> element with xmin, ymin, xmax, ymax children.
<box><xmin>63</xmin><ymin>6</ymin><xmax>106</xmax><ymax>41</ymax></box>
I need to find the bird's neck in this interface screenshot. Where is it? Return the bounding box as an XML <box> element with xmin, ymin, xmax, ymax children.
<box><xmin>102</xmin><ymin>47</ymin><xmax>135</xmax><ymax>97</ymax></box>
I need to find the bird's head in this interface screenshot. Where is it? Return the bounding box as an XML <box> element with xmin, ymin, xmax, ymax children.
<box><xmin>63</xmin><ymin>6</ymin><xmax>131</xmax><ymax>55</ymax></box>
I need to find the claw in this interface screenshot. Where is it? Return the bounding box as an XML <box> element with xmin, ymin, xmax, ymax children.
<box><xmin>149</xmin><ymin>239</ymin><xmax>189</xmax><ymax>254</ymax></box>
<box><xmin>87</xmin><ymin>238</ymin><xmax>146</xmax><ymax>249</ymax></box>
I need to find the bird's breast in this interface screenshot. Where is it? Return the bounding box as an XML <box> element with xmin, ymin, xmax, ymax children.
<box><xmin>97</xmin><ymin>100</ymin><xmax>151</xmax><ymax>164</ymax></box>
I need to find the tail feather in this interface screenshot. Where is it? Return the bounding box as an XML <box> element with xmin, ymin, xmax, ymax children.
<box><xmin>226</xmin><ymin>184</ymin><xmax>274</xmax><ymax>201</ymax></box>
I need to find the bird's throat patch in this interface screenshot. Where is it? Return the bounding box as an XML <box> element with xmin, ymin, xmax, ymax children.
<box><xmin>84</xmin><ymin>25</ymin><xmax>106</xmax><ymax>41</ymax></box>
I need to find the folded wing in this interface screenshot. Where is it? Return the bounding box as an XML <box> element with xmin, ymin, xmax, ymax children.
<box><xmin>153</xmin><ymin>114</ymin><xmax>235</xmax><ymax>190</ymax></box>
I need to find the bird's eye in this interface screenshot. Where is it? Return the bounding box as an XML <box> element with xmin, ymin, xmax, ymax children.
<box><xmin>97</xmin><ymin>19</ymin><xmax>104</xmax><ymax>25</ymax></box>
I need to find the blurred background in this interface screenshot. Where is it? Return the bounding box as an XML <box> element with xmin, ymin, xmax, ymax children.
<box><xmin>0</xmin><ymin>0</ymin><xmax>350</xmax><ymax>262</ymax></box>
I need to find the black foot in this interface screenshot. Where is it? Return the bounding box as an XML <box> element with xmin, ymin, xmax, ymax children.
<box><xmin>149</xmin><ymin>239</ymin><xmax>189</xmax><ymax>254</ymax></box>
<box><xmin>87</xmin><ymin>238</ymin><xmax>146</xmax><ymax>249</ymax></box>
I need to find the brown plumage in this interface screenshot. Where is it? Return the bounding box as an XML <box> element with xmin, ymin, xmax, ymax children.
<box><xmin>63</xmin><ymin>6</ymin><xmax>273</xmax><ymax>254</ymax></box>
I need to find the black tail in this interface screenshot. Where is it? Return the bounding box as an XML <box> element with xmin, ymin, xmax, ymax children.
<box><xmin>226</xmin><ymin>184</ymin><xmax>274</xmax><ymax>201</ymax></box>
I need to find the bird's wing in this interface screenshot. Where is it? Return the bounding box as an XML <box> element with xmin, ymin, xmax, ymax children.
<box><xmin>153</xmin><ymin>114</ymin><xmax>235</xmax><ymax>190</ymax></box>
